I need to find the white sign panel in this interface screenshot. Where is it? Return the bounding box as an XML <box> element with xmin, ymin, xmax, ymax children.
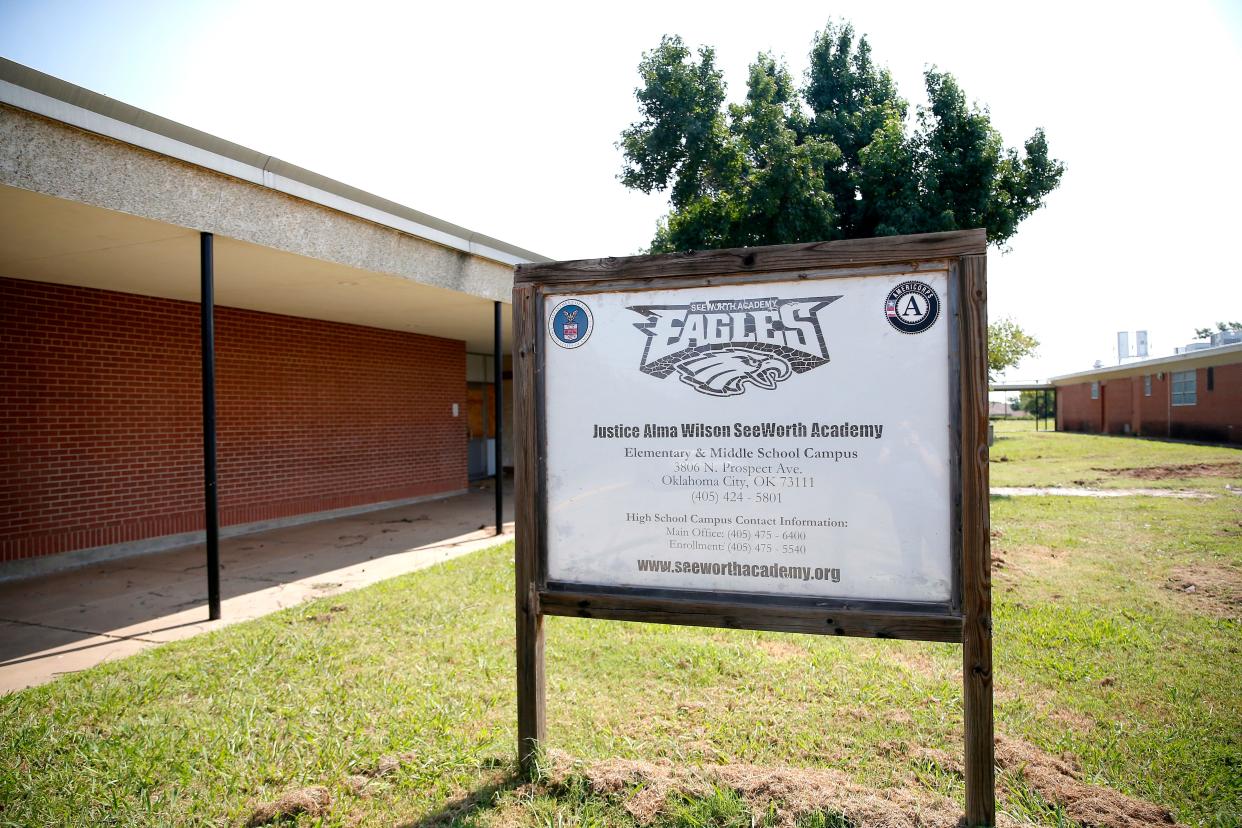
<box><xmin>543</xmin><ymin>271</ymin><xmax>953</xmax><ymax>604</ymax></box>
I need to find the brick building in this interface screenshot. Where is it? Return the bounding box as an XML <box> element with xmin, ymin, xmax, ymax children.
<box><xmin>0</xmin><ymin>59</ymin><xmax>544</xmax><ymax>577</ymax></box>
<box><xmin>1051</xmin><ymin>343</ymin><xmax>1242</xmax><ymax>444</ymax></box>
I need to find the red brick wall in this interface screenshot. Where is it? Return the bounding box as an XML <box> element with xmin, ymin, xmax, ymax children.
<box><xmin>0</xmin><ymin>278</ymin><xmax>467</xmax><ymax>563</ymax></box>
<box><xmin>1137</xmin><ymin>372</ymin><xmax>1168</xmax><ymax>437</ymax></box>
<box><xmin>1103</xmin><ymin>377</ymin><xmax>1134</xmax><ymax>434</ymax></box>
<box><xmin>1170</xmin><ymin>364</ymin><xmax>1242</xmax><ymax>443</ymax></box>
<box><xmin>1056</xmin><ymin>364</ymin><xmax>1241</xmax><ymax>444</ymax></box>
<box><xmin>1056</xmin><ymin>383</ymin><xmax>1100</xmax><ymax>433</ymax></box>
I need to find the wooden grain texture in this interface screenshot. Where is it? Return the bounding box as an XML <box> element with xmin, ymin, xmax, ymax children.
<box><xmin>515</xmin><ymin>229</ymin><xmax>985</xmax><ymax>284</ymax></box>
<box><xmin>959</xmin><ymin>254</ymin><xmax>995</xmax><ymax>826</ymax></box>
<box><xmin>512</xmin><ymin>282</ymin><xmax>545</xmax><ymax>778</ymax></box>
<box><xmin>539</xmin><ymin>589</ymin><xmax>963</xmax><ymax>643</ymax></box>
<box><xmin>537</xmin><ymin>261</ymin><xmax>950</xmax><ymax>297</ymax></box>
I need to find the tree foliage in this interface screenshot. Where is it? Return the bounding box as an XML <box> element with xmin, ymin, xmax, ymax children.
<box><xmin>987</xmin><ymin>318</ymin><xmax>1039</xmax><ymax>381</ymax></box>
<box><xmin>1018</xmin><ymin>389</ymin><xmax>1054</xmax><ymax>419</ymax></box>
<box><xmin>1194</xmin><ymin>322</ymin><xmax>1242</xmax><ymax>340</ymax></box>
<box><xmin>620</xmin><ymin>24</ymin><xmax>1064</xmax><ymax>253</ymax></box>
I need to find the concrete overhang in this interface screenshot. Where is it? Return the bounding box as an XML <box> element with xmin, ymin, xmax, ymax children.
<box><xmin>0</xmin><ymin>57</ymin><xmax>549</xmax><ymax>272</ymax></box>
<box><xmin>0</xmin><ymin>184</ymin><xmax>511</xmax><ymax>353</ymax></box>
<box><xmin>1049</xmin><ymin>343</ymin><xmax>1242</xmax><ymax>386</ymax></box>
<box><xmin>989</xmin><ymin>383</ymin><xmax>1054</xmax><ymax>392</ymax></box>
<box><xmin>0</xmin><ymin>58</ymin><xmax>555</xmax><ymax>331</ymax></box>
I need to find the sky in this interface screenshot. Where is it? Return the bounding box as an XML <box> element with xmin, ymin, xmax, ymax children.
<box><xmin>1</xmin><ymin>0</ymin><xmax>1239</xmax><ymax>384</ymax></box>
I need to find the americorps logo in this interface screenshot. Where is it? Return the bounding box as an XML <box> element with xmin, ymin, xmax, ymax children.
<box><xmin>627</xmin><ymin>295</ymin><xmax>841</xmax><ymax>397</ymax></box>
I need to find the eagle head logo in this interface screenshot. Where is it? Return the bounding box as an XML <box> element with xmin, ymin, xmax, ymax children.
<box><xmin>563</xmin><ymin>309</ymin><xmax>577</xmax><ymax>323</ymax></box>
<box><xmin>674</xmin><ymin>348</ymin><xmax>793</xmax><ymax>397</ymax></box>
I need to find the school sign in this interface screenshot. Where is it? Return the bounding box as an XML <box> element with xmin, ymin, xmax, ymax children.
<box><xmin>513</xmin><ymin>230</ymin><xmax>995</xmax><ymax>826</ymax></box>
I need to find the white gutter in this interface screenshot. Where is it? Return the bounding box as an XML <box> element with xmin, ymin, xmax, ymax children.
<box><xmin>0</xmin><ymin>59</ymin><xmax>550</xmax><ymax>269</ymax></box>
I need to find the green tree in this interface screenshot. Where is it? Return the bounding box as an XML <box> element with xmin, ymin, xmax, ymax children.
<box><xmin>1194</xmin><ymin>322</ymin><xmax>1242</xmax><ymax>340</ymax></box>
<box><xmin>620</xmin><ymin>24</ymin><xmax>1064</xmax><ymax>253</ymax></box>
<box><xmin>987</xmin><ymin>318</ymin><xmax>1039</xmax><ymax>381</ymax></box>
<box><xmin>1018</xmin><ymin>389</ymin><xmax>1054</xmax><ymax>418</ymax></box>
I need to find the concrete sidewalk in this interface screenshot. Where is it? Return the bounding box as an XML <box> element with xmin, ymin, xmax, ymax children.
<box><xmin>0</xmin><ymin>484</ymin><xmax>513</xmax><ymax>694</ymax></box>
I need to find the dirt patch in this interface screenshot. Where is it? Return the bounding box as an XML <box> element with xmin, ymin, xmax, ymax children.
<box><xmin>996</xmin><ymin>545</ymin><xmax>1068</xmax><ymax>580</ymax></box>
<box><xmin>548</xmin><ymin>750</ymin><xmax>961</xmax><ymax>828</ymax></box>
<box><xmin>992</xmin><ymin>487</ymin><xmax>1212</xmax><ymax>499</ymax></box>
<box><xmin>997</xmin><ymin>736</ymin><xmax>1179</xmax><ymax>827</ymax></box>
<box><xmin>885</xmin><ymin>648</ymin><xmax>942</xmax><ymax>679</ymax></box>
<box><xmin>1163</xmin><ymin>565</ymin><xmax>1242</xmax><ymax>620</ymax></box>
<box><xmin>755</xmin><ymin>639</ymin><xmax>809</xmax><ymax>660</ymax></box>
<box><xmin>245</xmin><ymin>786</ymin><xmax>330</xmax><ymax>826</ymax></box>
<box><xmin>306</xmin><ymin>606</ymin><xmax>348</xmax><ymax>624</ymax></box>
<box><xmin>1096</xmin><ymin>462</ymin><xmax>1242</xmax><ymax>481</ymax></box>
<box><xmin>545</xmin><ymin>733</ymin><xmax>1182</xmax><ymax>828</ymax></box>
<box><xmin>916</xmin><ymin>736</ymin><xmax>1181</xmax><ymax>828</ymax></box>
<box><xmin>995</xmin><ymin>686</ymin><xmax>1094</xmax><ymax>733</ymax></box>
<box><xmin>362</xmin><ymin>752</ymin><xmax>417</xmax><ymax>778</ymax></box>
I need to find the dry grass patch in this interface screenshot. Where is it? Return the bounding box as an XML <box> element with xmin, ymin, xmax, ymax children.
<box><xmin>916</xmin><ymin>737</ymin><xmax>1183</xmax><ymax>828</ymax></box>
<box><xmin>528</xmin><ymin>736</ymin><xmax>1184</xmax><ymax>828</ymax></box>
<box><xmin>755</xmin><ymin>639</ymin><xmax>810</xmax><ymax>660</ymax></box>
<box><xmin>1096</xmin><ymin>462</ymin><xmax>1242</xmax><ymax>481</ymax></box>
<box><xmin>545</xmin><ymin>749</ymin><xmax>960</xmax><ymax>828</ymax></box>
<box><xmin>1162</xmin><ymin>564</ymin><xmax>1242</xmax><ymax>620</ymax></box>
<box><xmin>245</xmin><ymin>786</ymin><xmax>331</xmax><ymax>826</ymax></box>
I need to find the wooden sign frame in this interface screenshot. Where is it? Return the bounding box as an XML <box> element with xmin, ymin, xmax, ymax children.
<box><xmin>512</xmin><ymin>229</ymin><xmax>994</xmax><ymax>826</ymax></box>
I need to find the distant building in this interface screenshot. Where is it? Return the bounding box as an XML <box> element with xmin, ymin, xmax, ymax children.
<box><xmin>1051</xmin><ymin>343</ymin><xmax>1242</xmax><ymax>444</ymax></box>
<box><xmin>988</xmin><ymin>401</ymin><xmax>1029</xmax><ymax>418</ymax></box>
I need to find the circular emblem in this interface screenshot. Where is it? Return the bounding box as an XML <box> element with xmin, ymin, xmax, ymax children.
<box><xmin>884</xmin><ymin>281</ymin><xmax>940</xmax><ymax>334</ymax></box>
<box><xmin>548</xmin><ymin>299</ymin><xmax>593</xmax><ymax>348</ymax></box>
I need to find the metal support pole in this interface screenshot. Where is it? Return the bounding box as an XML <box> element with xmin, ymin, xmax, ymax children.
<box><xmin>201</xmin><ymin>232</ymin><xmax>221</xmax><ymax>621</ymax></box>
<box><xmin>494</xmin><ymin>301</ymin><xmax>504</xmax><ymax>536</ymax></box>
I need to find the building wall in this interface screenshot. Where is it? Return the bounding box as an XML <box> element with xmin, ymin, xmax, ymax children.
<box><xmin>1137</xmin><ymin>372</ymin><xmax>1169</xmax><ymax>436</ymax></box>
<box><xmin>1056</xmin><ymin>363</ymin><xmax>1241</xmax><ymax>444</ymax></box>
<box><xmin>0</xmin><ymin>278</ymin><xmax>467</xmax><ymax>563</ymax></box>
<box><xmin>1056</xmin><ymin>383</ymin><xmax>1100</xmax><ymax>433</ymax></box>
<box><xmin>1103</xmin><ymin>377</ymin><xmax>1134</xmax><ymax>434</ymax></box>
<box><xmin>1168</xmin><ymin>364</ymin><xmax>1242</xmax><ymax>443</ymax></box>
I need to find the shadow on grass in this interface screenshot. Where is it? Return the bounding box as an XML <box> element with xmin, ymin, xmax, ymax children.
<box><xmin>395</xmin><ymin>773</ymin><xmax>520</xmax><ymax>828</ymax></box>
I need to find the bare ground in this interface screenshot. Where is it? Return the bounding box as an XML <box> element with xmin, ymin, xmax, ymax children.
<box><xmin>991</xmin><ymin>487</ymin><xmax>1212</xmax><ymax>499</ymax></box>
<box><xmin>245</xmin><ymin>786</ymin><xmax>331</xmax><ymax>826</ymax></box>
<box><xmin>1162</xmin><ymin>564</ymin><xmax>1242</xmax><ymax>620</ymax></box>
<box><xmin>534</xmin><ymin>733</ymin><xmax>1183</xmax><ymax>828</ymax></box>
<box><xmin>1094</xmin><ymin>462</ymin><xmax>1242</xmax><ymax>481</ymax></box>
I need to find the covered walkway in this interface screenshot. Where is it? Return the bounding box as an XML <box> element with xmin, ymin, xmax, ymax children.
<box><xmin>0</xmin><ymin>481</ymin><xmax>513</xmax><ymax>693</ymax></box>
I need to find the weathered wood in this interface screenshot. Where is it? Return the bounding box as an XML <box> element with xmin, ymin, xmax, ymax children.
<box><xmin>959</xmin><ymin>254</ymin><xmax>995</xmax><ymax>826</ymax></box>
<box><xmin>538</xmin><ymin>261</ymin><xmax>951</xmax><ymax>298</ymax></box>
<box><xmin>516</xmin><ymin>229</ymin><xmax>985</xmax><ymax>284</ymax></box>
<box><xmin>539</xmin><ymin>589</ymin><xmax>963</xmax><ymax>643</ymax></box>
<box><xmin>512</xmin><ymin>282</ymin><xmax>545</xmax><ymax>778</ymax></box>
<box><xmin>512</xmin><ymin>233</ymin><xmax>993</xmax><ymax>806</ymax></box>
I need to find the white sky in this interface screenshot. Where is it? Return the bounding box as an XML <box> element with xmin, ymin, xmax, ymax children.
<box><xmin>1</xmin><ymin>0</ymin><xmax>1239</xmax><ymax>382</ymax></box>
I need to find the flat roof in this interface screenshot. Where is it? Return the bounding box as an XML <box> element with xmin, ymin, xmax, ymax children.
<box><xmin>990</xmin><ymin>383</ymin><xmax>1054</xmax><ymax>392</ymax></box>
<box><xmin>0</xmin><ymin>57</ymin><xmax>550</xmax><ymax>268</ymax></box>
<box><xmin>1049</xmin><ymin>342</ymin><xmax>1242</xmax><ymax>385</ymax></box>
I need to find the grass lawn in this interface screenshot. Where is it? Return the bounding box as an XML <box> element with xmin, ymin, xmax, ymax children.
<box><xmin>2</xmin><ymin>427</ymin><xmax>1239</xmax><ymax>827</ymax></box>
<box><xmin>989</xmin><ymin>418</ymin><xmax>1242</xmax><ymax>493</ymax></box>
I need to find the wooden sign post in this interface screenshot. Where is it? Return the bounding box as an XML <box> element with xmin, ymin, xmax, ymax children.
<box><xmin>513</xmin><ymin>230</ymin><xmax>994</xmax><ymax>826</ymax></box>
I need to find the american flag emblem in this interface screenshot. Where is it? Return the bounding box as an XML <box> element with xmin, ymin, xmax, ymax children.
<box><xmin>885</xmin><ymin>299</ymin><xmax>898</xmax><ymax>317</ymax></box>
